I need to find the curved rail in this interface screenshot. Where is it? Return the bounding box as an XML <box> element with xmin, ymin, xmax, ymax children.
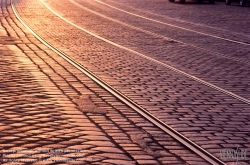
<box><xmin>31</xmin><ymin>0</ymin><xmax>250</xmax><ymax>105</ymax></box>
<box><xmin>95</xmin><ymin>0</ymin><xmax>250</xmax><ymax>46</ymax></box>
<box><xmin>11</xmin><ymin>0</ymin><xmax>225</xmax><ymax>164</ymax></box>
<box><xmin>70</xmin><ymin>0</ymin><xmax>250</xmax><ymax>66</ymax></box>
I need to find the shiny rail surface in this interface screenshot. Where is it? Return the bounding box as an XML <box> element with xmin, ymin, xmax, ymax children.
<box><xmin>31</xmin><ymin>0</ymin><xmax>250</xmax><ymax>105</ymax></box>
<box><xmin>12</xmin><ymin>0</ymin><xmax>226</xmax><ymax>164</ymax></box>
<box><xmin>95</xmin><ymin>0</ymin><xmax>250</xmax><ymax>46</ymax></box>
<box><xmin>70</xmin><ymin>0</ymin><xmax>250</xmax><ymax>66</ymax></box>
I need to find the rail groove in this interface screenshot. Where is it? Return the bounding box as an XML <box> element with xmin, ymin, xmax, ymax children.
<box><xmin>95</xmin><ymin>0</ymin><xmax>250</xmax><ymax>46</ymax></box>
<box><xmin>70</xmin><ymin>0</ymin><xmax>250</xmax><ymax>66</ymax></box>
<box><xmin>12</xmin><ymin>0</ymin><xmax>225</xmax><ymax>164</ymax></box>
<box><xmin>34</xmin><ymin>0</ymin><xmax>250</xmax><ymax>105</ymax></box>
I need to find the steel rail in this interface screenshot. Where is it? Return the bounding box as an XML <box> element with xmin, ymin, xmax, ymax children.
<box><xmin>12</xmin><ymin>0</ymin><xmax>225</xmax><ymax>164</ymax></box>
<box><xmin>94</xmin><ymin>0</ymin><xmax>236</xmax><ymax>36</ymax></box>
<box><xmin>95</xmin><ymin>0</ymin><xmax>250</xmax><ymax>46</ymax></box>
<box><xmin>70</xmin><ymin>0</ymin><xmax>250</xmax><ymax>66</ymax></box>
<box><xmin>35</xmin><ymin>0</ymin><xmax>250</xmax><ymax>105</ymax></box>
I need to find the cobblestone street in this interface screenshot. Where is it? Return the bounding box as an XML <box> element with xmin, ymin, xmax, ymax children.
<box><xmin>0</xmin><ymin>0</ymin><xmax>250</xmax><ymax>164</ymax></box>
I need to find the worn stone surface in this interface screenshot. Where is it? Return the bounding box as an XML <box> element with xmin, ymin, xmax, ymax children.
<box><xmin>11</xmin><ymin>0</ymin><xmax>250</xmax><ymax>164</ymax></box>
<box><xmin>0</xmin><ymin>0</ymin><xmax>213</xmax><ymax>164</ymax></box>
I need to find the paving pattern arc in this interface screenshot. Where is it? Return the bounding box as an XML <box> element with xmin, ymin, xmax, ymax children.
<box><xmin>0</xmin><ymin>0</ymin><xmax>216</xmax><ymax>164</ymax></box>
<box><xmin>1</xmin><ymin>0</ymin><xmax>250</xmax><ymax>164</ymax></box>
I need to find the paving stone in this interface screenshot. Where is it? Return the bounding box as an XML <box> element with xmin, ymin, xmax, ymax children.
<box><xmin>3</xmin><ymin>0</ymin><xmax>250</xmax><ymax>164</ymax></box>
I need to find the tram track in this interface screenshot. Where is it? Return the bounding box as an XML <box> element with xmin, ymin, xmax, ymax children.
<box><xmin>95</xmin><ymin>0</ymin><xmax>250</xmax><ymax>46</ymax></box>
<box><xmin>94</xmin><ymin>0</ymin><xmax>240</xmax><ymax>37</ymax></box>
<box><xmin>94</xmin><ymin>0</ymin><xmax>250</xmax><ymax>42</ymax></box>
<box><xmin>70</xmin><ymin>0</ymin><xmax>250</xmax><ymax>66</ymax></box>
<box><xmin>11</xmin><ymin>0</ymin><xmax>227</xmax><ymax>164</ymax></box>
<box><xmin>42</xmin><ymin>0</ymin><xmax>250</xmax><ymax>102</ymax></box>
<box><xmin>24</xmin><ymin>0</ymin><xmax>250</xmax><ymax>106</ymax></box>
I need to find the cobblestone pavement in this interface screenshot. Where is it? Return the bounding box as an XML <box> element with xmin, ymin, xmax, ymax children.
<box><xmin>12</xmin><ymin>0</ymin><xmax>250</xmax><ymax>164</ymax></box>
<box><xmin>1</xmin><ymin>0</ymin><xmax>250</xmax><ymax>164</ymax></box>
<box><xmin>0</xmin><ymin>0</ymin><xmax>212</xmax><ymax>164</ymax></box>
<box><xmin>98</xmin><ymin>0</ymin><xmax>250</xmax><ymax>40</ymax></box>
<box><xmin>45</xmin><ymin>0</ymin><xmax>250</xmax><ymax>100</ymax></box>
